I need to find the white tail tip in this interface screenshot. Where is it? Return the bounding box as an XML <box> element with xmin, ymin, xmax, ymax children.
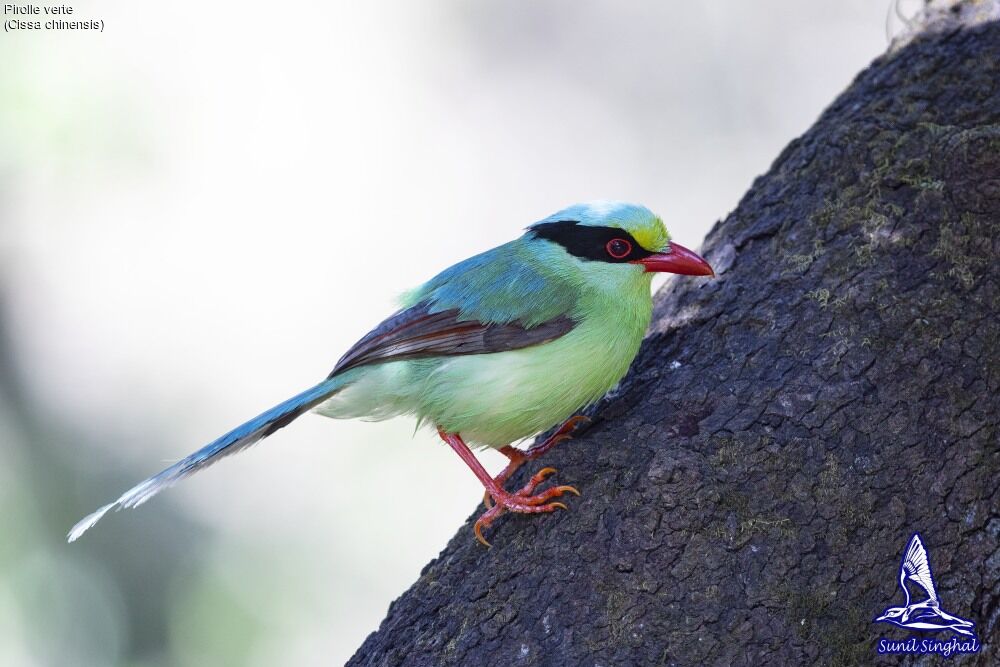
<box><xmin>67</xmin><ymin>503</ymin><xmax>115</xmax><ymax>543</ymax></box>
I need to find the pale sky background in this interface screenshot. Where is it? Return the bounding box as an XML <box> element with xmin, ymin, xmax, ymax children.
<box><xmin>1</xmin><ymin>1</ymin><xmax>904</xmax><ymax>665</ymax></box>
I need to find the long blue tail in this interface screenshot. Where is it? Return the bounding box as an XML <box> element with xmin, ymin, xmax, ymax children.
<box><xmin>68</xmin><ymin>376</ymin><xmax>349</xmax><ymax>542</ymax></box>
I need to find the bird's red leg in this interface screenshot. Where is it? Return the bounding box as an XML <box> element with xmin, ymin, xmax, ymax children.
<box><xmin>481</xmin><ymin>415</ymin><xmax>590</xmax><ymax>508</ymax></box>
<box><xmin>482</xmin><ymin>446</ymin><xmax>526</xmax><ymax>509</ymax></box>
<box><xmin>439</xmin><ymin>429</ymin><xmax>579</xmax><ymax>547</ymax></box>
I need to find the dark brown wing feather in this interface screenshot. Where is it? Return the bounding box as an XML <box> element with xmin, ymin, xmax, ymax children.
<box><xmin>329</xmin><ymin>301</ymin><xmax>575</xmax><ymax>378</ymax></box>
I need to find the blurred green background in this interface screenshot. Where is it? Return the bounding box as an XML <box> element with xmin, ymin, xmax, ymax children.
<box><xmin>1</xmin><ymin>1</ymin><xmax>898</xmax><ymax>664</ymax></box>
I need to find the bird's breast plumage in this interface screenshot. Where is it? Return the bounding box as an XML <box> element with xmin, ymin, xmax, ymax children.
<box><xmin>317</xmin><ymin>285</ymin><xmax>652</xmax><ymax>446</ymax></box>
<box><xmin>419</xmin><ymin>291</ymin><xmax>651</xmax><ymax>446</ymax></box>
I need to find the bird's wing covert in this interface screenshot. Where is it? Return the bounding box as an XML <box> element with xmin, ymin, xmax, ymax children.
<box><xmin>329</xmin><ymin>300</ymin><xmax>575</xmax><ymax>377</ymax></box>
<box><xmin>400</xmin><ymin>238</ymin><xmax>580</xmax><ymax>326</ymax></box>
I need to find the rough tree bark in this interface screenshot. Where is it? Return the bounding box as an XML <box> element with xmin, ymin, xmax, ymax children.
<box><xmin>349</xmin><ymin>22</ymin><xmax>999</xmax><ymax>667</ymax></box>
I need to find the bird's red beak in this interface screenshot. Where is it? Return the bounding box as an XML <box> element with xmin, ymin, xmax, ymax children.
<box><xmin>633</xmin><ymin>242</ymin><xmax>714</xmax><ymax>276</ymax></box>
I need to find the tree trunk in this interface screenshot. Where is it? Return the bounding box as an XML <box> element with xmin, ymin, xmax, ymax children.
<box><xmin>349</xmin><ymin>21</ymin><xmax>1000</xmax><ymax>667</ymax></box>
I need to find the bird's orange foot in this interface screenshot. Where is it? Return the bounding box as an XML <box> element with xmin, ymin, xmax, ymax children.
<box><xmin>474</xmin><ymin>467</ymin><xmax>580</xmax><ymax>547</ymax></box>
<box><xmin>437</xmin><ymin>427</ymin><xmax>582</xmax><ymax>548</ymax></box>
<box><xmin>482</xmin><ymin>414</ymin><xmax>591</xmax><ymax>509</ymax></box>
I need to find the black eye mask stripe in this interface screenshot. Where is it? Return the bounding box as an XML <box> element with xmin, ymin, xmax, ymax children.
<box><xmin>528</xmin><ymin>220</ymin><xmax>656</xmax><ymax>263</ymax></box>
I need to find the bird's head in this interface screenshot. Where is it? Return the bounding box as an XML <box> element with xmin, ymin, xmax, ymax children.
<box><xmin>526</xmin><ymin>201</ymin><xmax>713</xmax><ymax>293</ymax></box>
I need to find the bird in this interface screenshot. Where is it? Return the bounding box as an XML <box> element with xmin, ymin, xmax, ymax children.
<box><xmin>68</xmin><ymin>201</ymin><xmax>714</xmax><ymax>546</ymax></box>
<box><xmin>874</xmin><ymin>534</ymin><xmax>976</xmax><ymax>637</ymax></box>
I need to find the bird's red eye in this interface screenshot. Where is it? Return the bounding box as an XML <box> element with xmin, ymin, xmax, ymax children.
<box><xmin>606</xmin><ymin>238</ymin><xmax>632</xmax><ymax>259</ymax></box>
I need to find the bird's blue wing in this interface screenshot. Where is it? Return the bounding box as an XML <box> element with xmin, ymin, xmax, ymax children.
<box><xmin>326</xmin><ymin>239</ymin><xmax>579</xmax><ymax>377</ymax></box>
<box><xmin>401</xmin><ymin>238</ymin><xmax>578</xmax><ymax>327</ymax></box>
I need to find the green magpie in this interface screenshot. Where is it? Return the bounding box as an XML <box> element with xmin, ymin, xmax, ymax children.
<box><xmin>68</xmin><ymin>201</ymin><xmax>713</xmax><ymax>546</ymax></box>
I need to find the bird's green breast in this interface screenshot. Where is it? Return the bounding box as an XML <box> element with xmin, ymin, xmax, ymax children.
<box><xmin>410</xmin><ymin>277</ymin><xmax>653</xmax><ymax>446</ymax></box>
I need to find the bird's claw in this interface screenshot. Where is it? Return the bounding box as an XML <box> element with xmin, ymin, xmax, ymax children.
<box><xmin>474</xmin><ymin>497</ymin><xmax>571</xmax><ymax>547</ymax></box>
<box><xmin>476</xmin><ymin>415</ymin><xmax>590</xmax><ymax>538</ymax></box>
<box><xmin>474</xmin><ymin>468</ymin><xmax>579</xmax><ymax>547</ymax></box>
<box><xmin>483</xmin><ymin>466</ymin><xmax>569</xmax><ymax>507</ymax></box>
